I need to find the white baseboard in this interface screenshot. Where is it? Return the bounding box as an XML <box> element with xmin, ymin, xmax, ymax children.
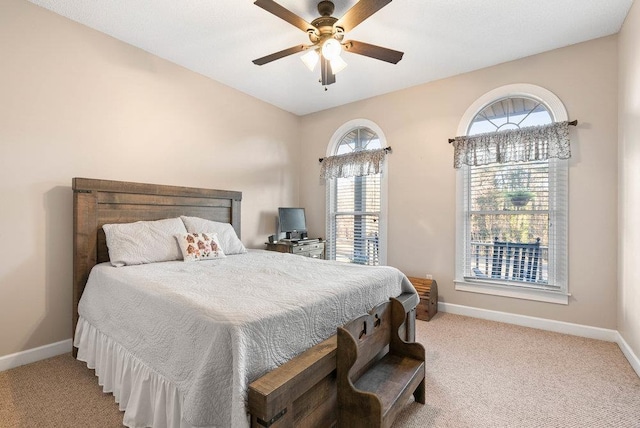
<box><xmin>0</xmin><ymin>339</ymin><xmax>72</xmax><ymax>372</ymax></box>
<box><xmin>439</xmin><ymin>302</ymin><xmax>619</xmax><ymax>341</ymax></box>
<box><xmin>438</xmin><ymin>302</ymin><xmax>640</xmax><ymax>377</ymax></box>
<box><xmin>616</xmin><ymin>332</ymin><xmax>640</xmax><ymax>378</ymax></box>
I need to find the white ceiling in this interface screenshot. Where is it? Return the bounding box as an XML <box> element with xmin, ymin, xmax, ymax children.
<box><xmin>28</xmin><ymin>0</ymin><xmax>633</xmax><ymax>116</ymax></box>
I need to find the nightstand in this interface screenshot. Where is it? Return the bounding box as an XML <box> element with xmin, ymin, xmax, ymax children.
<box><xmin>265</xmin><ymin>239</ymin><xmax>325</xmax><ymax>259</ymax></box>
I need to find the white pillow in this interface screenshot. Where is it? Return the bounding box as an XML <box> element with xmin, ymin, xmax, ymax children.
<box><xmin>180</xmin><ymin>216</ymin><xmax>247</xmax><ymax>255</ymax></box>
<box><xmin>175</xmin><ymin>232</ymin><xmax>226</xmax><ymax>262</ymax></box>
<box><xmin>103</xmin><ymin>217</ymin><xmax>187</xmax><ymax>267</ymax></box>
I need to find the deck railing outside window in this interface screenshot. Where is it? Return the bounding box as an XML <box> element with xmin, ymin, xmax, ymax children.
<box><xmin>470</xmin><ymin>241</ymin><xmax>550</xmax><ymax>286</ymax></box>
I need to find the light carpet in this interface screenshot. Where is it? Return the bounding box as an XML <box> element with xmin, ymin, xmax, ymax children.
<box><xmin>396</xmin><ymin>313</ymin><xmax>640</xmax><ymax>427</ymax></box>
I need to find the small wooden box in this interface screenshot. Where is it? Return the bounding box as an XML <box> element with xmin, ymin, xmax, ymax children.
<box><xmin>407</xmin><ymin>277</ymin><xmax>438</xmax><ymax>321</ymax></box>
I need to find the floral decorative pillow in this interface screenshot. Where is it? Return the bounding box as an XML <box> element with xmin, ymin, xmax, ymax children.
<box><xmin>175</xmin><ymin>232</ymin><xmax>226</xmax><ymax>262</ymax></box>
<box><xmin>180</xmin><ymin>216</ymin><xmax>247</xmax><ymax>255</ymax></box>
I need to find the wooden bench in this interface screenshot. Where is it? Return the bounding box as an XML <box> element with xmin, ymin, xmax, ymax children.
<box><xmin>337</xmin><ymin>298</ymin><xmax>425</xmax><ymax>428</ymax></box>
<box><xmin>248</xmin><ymin>292</ymin><xmax>417</xmax><ymax>427</ymax></box>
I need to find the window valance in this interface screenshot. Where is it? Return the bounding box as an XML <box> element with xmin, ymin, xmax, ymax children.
<box><xmin>320</xmin><ymin>148</ymin><xmax>389</xmax><ymax>179</ymax></box>
<box><xmin>452</xmin><ymin>121</ymin><xmax>572</xmax><ymax>168</ymax></box>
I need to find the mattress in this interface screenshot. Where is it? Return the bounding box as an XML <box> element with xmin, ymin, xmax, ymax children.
<box><xmin>74</xmin><ymin>250</ymin><xmax>418</xmax><ymax>428</ymax></box>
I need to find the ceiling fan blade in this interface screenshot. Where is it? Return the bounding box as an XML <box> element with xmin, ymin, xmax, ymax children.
<box><xmin>343</xmin><ymin>40</ymin><xmax>404</xmax><ymax>64</ymax></box>
<box><xmin>253</xmin><ymin>45</ymin><xmax>307</xmax><ymax>66</ymax></box>
<box><xmin>321</xmin><ymin>57</ymin><xmax>336</xmax><ymax>86</ymax></box>
<box><xmin>254</xmin><ymin>0</ymin><xmax>315</xmax><ymax>33</ymax></box>
<box><xmin>335</xmin><ymin>0</ymin><xmax>392</xmax><ymax>32</ymax></box>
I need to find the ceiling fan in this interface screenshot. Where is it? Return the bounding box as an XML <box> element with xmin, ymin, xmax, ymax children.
<box><xmin>252</xmin><ymin>0</ymin><xmax>404</xmax><ymax>87</ymax></box>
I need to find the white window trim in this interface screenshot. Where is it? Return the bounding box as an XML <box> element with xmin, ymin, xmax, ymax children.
<box><xmin>326</xmin><ymin>119</ymin><xmax>388</xmax><ymax>265</ymax></box>
<box><xmin>455</xmin><ymin>84</ymin><xmax>570</xmax><ymax>305</ymax></box>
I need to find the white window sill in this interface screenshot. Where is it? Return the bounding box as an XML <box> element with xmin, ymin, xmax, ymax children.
<box><xmin>454</xmin><ymin>279</ymin><xmax>569</xmax><ymax>305</ymax></box>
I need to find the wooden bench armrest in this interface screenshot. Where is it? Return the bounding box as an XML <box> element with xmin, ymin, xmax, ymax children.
<box><xmin>390</xmin><ymin>298</ymin><xmax>426</xmax><ymax>361</ymax></box>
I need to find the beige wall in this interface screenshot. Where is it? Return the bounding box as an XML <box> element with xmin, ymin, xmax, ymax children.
<box><xmin>0</xmin><ymin>0</ymin><xmax>300</xmax><ymax>357</ymax></box>
<box><xmin>300</xmin><ymin>36</ymin><xmax>619</xmax><ymax>329</ymax></box>
<box><xmin>618</xmin><ymin>0</ymin><xmax>640</xmax><ymax>359</ymax></box>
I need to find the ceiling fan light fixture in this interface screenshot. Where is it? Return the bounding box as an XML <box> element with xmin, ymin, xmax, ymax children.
<box><xmin>330</xmin><ymin>56</ymin><xmax>347</xmax><ymax>74</ymax></box>
<box><xmin>301</xmin><ymin>49</ymin><xmax>320</xmax><ymax>71</ymax></box>
<box><xmin>321</xmin><ymin>38</ymin><xmax>342</xmax><ymax>60</ymax></box>
<box><xmin>252</xmin><ymin>0</ymin><xmax>405</xmax><ymax>87</ymax></box>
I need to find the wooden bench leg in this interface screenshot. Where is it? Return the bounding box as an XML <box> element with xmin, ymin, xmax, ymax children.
<box><xmin>413</xmin><ymin>378</ymin><xmax>426</xmax><ymax>404</ymax></box>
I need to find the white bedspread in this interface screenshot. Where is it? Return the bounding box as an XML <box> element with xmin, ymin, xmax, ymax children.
<box><xmin>75</xmin><ymin>250</ymin><xmax>417</xmax><ymax>428</ymax></box>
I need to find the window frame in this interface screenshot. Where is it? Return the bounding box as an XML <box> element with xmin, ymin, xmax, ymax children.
<box><xmin>454</xmin><ymin>84</ymin><xmax>570</xmax><ymax>304</ymax></box>
<box><xmin>326</xmin><ymin>119</ymin><xmax>388</xmax><ymax>266</ymax></box>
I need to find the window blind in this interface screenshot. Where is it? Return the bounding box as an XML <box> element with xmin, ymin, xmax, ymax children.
<box><xmin>463</xmin><ymin>160</ymin><xmax>565</xmax><ymax>290</ymax></box>
<box><xmin>327</xmin><ymin>174</ymin><xmax>381</xmax><ymax>265</ymax></box>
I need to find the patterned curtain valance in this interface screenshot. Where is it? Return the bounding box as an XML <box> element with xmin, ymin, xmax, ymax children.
<box><xmin>452</xmin><ymin>121</ymin><xmax>572</xmax><ymax>169</ymax></box>
<box><xmin>320</xmin><ymin>148</ymin><xmax>388</xmax><ymax>179</ymax></box>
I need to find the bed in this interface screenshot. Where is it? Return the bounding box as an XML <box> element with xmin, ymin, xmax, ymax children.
<box><xmin>72</xmin><ymin>178</ymin><xmax>419</xmax><ymax>428</ymax></box>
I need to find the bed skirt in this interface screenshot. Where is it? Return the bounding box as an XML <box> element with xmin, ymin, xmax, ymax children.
<box><xmin>74</xmin><ymin>317</ymin><xmax>214</xmax><ymax>428</ymax></box>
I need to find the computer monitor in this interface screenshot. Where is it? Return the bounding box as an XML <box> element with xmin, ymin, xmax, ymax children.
<box><xmin>278</xmin><ymin>207</ymin><xmax>307</xmax><ymax>239</ymax></box>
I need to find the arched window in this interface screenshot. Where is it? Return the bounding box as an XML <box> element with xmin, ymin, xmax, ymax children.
<box><xmin>455</xmin><ymin>84</ymin><xmax>569</xmax><ymax>304</ymax></box>
<box><xmin>325</xmin><ymin>120</ymin><xmax>388</xmax><ymax>265</ymax></box>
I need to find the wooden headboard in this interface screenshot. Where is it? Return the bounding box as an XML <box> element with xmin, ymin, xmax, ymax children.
<box><xmin>72</xmin><ymin>178</ymin><xmax>242</xmax><ymax>349</ymax></box>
